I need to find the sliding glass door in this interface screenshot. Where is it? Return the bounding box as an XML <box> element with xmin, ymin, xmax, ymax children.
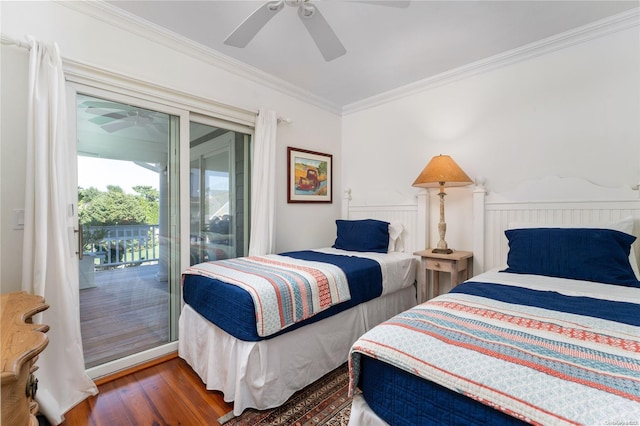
<box><xmin>68</xmin><ymin>82</ymin><xmax>254</xmax><ymax>378</ymax></box>
<box><xmin>189</xmin><ymin>119</ymin><xmax>251</xmax><ymax>264</ymax></box>
<box><xmin>73</xmin><ymin>90</ymin><xmax>182</xmax><ymax>373</ymax></box>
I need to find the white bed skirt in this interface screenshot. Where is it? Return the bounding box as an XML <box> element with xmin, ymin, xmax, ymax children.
<box><xmin>349</xmin><ymin>394</ymin><xmax>389</xmax><ymax>426</ymax></box>
<box><xmin>178</xmin><ymin>285</ymin><xmax>416</xmax><ymax>416</ymax></box>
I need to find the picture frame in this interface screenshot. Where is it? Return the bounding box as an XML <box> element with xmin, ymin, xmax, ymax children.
<box><xmin>287</xmin><ymin>147</ymin><xmax>333</xmax><ymax>203</ymax></box>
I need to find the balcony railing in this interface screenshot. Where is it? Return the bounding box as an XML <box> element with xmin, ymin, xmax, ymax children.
<box><xmin>83</xmin><ymin>224</ymin><xmax>160</xmax><ymax>268</ymax></box>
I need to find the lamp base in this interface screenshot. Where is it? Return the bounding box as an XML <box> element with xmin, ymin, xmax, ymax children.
<box><xmin>432</xmin><ymin>248</ymin><xmax>453</xmax><ymax>254</ymax></box>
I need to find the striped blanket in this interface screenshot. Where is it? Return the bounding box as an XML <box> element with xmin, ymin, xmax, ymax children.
<box><xmin>182</xmin><ymin>255</ymin><xmax>350</xmax><ymax>337</ymax></box>
<box><xmin>349</xmin><ymin>278</ymin><xmax>640</xmax><ymax>425</ymax></box>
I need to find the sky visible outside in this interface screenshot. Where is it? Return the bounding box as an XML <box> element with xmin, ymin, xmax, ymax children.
<box><xmin>78</xmin><ymin>157</ymin><xmax>230</xmax><ymax>194</ymax></box>
<box><xmin>78</xmin><ymin>157</ymin><xmax>158</xmax><ymax>194</ymax></box>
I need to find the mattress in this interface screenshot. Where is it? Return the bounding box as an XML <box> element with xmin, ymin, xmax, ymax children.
<box><xmin>182</xmin><ymin>248</ymin><xmax>416</xmax><ymax>341</ymax></box>
<box><xmin>349</xmin><ymin>270</ymin><xmax>640</xmax><ymax>425</ymax></box>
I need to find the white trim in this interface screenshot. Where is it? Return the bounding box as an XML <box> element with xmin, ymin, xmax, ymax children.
<box><xmin>57</xmin><ymin>0</ymin><xmax>342</xmax><ymax>115</ymax></box>
<box><xmin>343</xmin><ymin>8</ymin><xmax>640</xmax><ymax>114</ymax></box>
<box><xmin>472</xmin><ymin>183</ymin><xmax>487</xmax><ymax>275</ymax></box>
<box><xmin>63</xmin><ymin>58</ymin><xmax>256</xmax><ymax>128</ymax></box>
<box><xmin>191</xmin><ymin>112</ymin><xmax>254</xmax><ymax>136</ymax></box>
<box><xmin>86</xmin><ymin>342</ymin><xmax>179</xmax><ymax>380</ymax></box>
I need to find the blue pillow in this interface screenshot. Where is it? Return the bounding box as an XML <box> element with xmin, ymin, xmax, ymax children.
<box><xmin>333</xmin><ymin>219</ymin><xmax>389</xmax><ymax>253</ymax></box>
<box><xmin>502</xmin><ymin>228</ymin><xmax>640</xmax><ymax>287</ymax></box>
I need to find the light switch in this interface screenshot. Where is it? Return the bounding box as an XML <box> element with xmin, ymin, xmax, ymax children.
<box><xmin>13</xmin><ymin>209</ymin><xmax>24</xmax><ymax>230</ymax></box>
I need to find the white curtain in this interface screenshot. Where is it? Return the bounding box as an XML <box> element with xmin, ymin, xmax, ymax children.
<box><xmin>248</xmin><ymin>108</ymin><xmax>278</xmax><ymax>256</ymax></box>
<box><xmin>22</xmin><ymin>37</ymin><xmax>98</xmax><ymax>425</ymax></box>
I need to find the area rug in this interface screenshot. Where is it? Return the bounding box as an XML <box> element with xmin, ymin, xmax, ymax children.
<box><xmin>218</xmin><ymin>363</ymin><xmax>351</xmax><ymax>425</ymax></box>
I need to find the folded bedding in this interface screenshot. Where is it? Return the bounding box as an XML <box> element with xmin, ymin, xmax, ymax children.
<box><xmin>182</xmin><ymin>249</ymin><xmax>413</xmax><ymax>341</ymax></box>
<box><xmin>182</xmin><ymin>252</ymin><xmax>353</xmax><ymax>337</ymax></box>
<box><xmin>349</xmin><ymin>271</ymin><xmax>640</xmax><ymax>426</ymax></box>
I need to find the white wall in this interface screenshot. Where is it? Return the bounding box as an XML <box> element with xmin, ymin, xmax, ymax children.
<box><xmin>0</xmin><ymin>1</ymin><xmax>342</xmax><ymax>293</ymax></box>
<box><xmin>3</xmin><ymin>3</ymin><xmax>639</xmax><ymax>296</ymax></box>
<box><xmin>342</xmin><ymin>26</ymin><xmax>640</xmax><ymax>267</ymax></box>
<box><xmin>0</xmin><ymin>46</ymin><xmax>30</xmax><ymax>293</ymax></box>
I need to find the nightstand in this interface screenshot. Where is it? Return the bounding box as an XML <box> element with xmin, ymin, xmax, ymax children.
<box><xmin>413</xmin><ymin>250</ymin><xmax>473</xmax><ymax>302</ymax></box>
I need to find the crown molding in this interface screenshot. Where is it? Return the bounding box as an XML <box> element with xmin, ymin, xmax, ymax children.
<box><xmin>57</xmin><ymin>0</ymin><xmax>342</xmax><ymax>115</ymax></box>
<box><xmin>342</xmin><ymin>7</ymin><xmax>640</xmax><ymax>115</ymax></box>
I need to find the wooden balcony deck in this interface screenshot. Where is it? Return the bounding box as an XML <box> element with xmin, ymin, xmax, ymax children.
<box><xmin>79</xmin><ymin>263</ymin><xmax>170</xmax><ymax>368</ymax></box>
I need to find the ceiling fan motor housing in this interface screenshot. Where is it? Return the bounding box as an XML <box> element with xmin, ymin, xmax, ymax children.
<box><xmin>267</xmin><ymin>1</ymin><xmax>285</xmax><ymax>12</ymax></box>
<box><xmin>285</xmin><ymin>0</ymin><xmax>309</xmax><ymax>7</ymax></box>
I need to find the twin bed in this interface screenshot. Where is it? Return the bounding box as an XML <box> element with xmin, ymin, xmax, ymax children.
<box><xmin>348</xmin><ymin>177</ymin><xmax>640</xmax><ymax>425</ymax></box>
<box><xmin>179</xmin><ymin>204</ymin><xmax>422</xmax><ymax>415</ymax></box>
<box><xmin>178</xmin><ymin>176</ymin><xmax>640</xmax><ymax>424</ymax></box>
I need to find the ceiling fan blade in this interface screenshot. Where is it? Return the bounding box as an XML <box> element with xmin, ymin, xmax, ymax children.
<box><xmin>89</xmin><ymin>112</ymin><xmax>128</xmax><ymax>125</ymax></box>
<box><xmin>102</xmin><ymin>121</ymin><xmax>135</xmax><ymax>133</ymax></box>
<box><xmin>348</xmin><ymin>0</ymin><xmax>410</xmax><ymax>7</ymax></box>
<box><xmin>224</xmin><ymin>1</ymin><xmax>285</xmax><ymax>48</ymax></box>
<box><xmin>84</xmin><ymin>107</ymin><xmax>114</xmax><ymax>116</ymax></box>
<box><xmin>297</xmin><ymin>5</ymin><xmax>346</xmax><ymax>62</ymax></box>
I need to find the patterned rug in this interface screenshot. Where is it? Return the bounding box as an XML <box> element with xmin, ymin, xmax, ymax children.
<box><xmin>218</xmin><ymin>363</ymin><xmax>351</xmax><ymax>425</ymax></box>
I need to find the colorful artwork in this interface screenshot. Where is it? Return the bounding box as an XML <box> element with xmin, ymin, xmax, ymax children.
<box><xmin>287</xmin><ymin>147</ymin><xmax>332</xmax><ymax>203</ymax></box>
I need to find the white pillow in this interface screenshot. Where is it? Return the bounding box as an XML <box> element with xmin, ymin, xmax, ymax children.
<box><xmin>507</xmin><ymin>216</ymin><xmax>640</xmax><ymax>280</ymax></box>
<box><xmin>388</xmin><ymin>222</ymin><xmax>404</xmax><ymax>252</ymax></box>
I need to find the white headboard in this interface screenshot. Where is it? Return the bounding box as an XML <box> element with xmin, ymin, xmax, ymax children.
<box><xmin>473</xmin><ymin>176</ymin><xmax>640</xmax><ymax>274</ymax></box>
<box><xmin>342</xmin><ymin>189</ymin><xmax>429</xmax><ymax>256</ymax></box>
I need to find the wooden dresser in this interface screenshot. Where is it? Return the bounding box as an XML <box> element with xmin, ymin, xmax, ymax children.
<box><xmin>1</xmin><ymin>291</ymin><xmax>49</xmax><ymax>426</ymax></box>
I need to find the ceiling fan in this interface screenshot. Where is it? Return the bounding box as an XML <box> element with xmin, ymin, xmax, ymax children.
<box><xmin>224</xmin><ymin>0</ymin><xmax>410</xmax><ymax>62</ymax></box>
<box><xmin>81</xmin><ymin>100</ymin><xmax>167</xmax><ymax>135</ymax></box>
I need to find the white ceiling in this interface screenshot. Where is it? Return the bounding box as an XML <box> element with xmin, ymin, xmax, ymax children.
<box><xmin>107</xmin><ymin>0</ymin><xmax>638</xmax><ymax>109</ymax></box>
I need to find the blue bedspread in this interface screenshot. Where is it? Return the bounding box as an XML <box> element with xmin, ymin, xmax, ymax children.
<box><xmin>451</xmin><ymin>281</ymin><xmax>640</xmax><ymax>326</ymax></box>
<box><xmin>182</xmin><ymin>250</ymin><xmax>382</xmax><ymax>341</ymax></box>
<box><xmin>359</xmin><ymin>355</ymin><xmax>526</xmax><ymax>426</ymax></box>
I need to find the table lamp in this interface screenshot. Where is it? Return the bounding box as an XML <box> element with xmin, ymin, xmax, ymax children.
<box><xmin>412</xmin><ymin>154</ymin><xmax>472</xmax><ymax>254</ymax></box>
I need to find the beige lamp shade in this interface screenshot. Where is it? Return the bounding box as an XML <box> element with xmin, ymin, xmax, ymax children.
<box><xmin>412</xmin><ymin>155</ymin><xmax>472</xmax><ymax>188</ymax></box>
<box><xmin>412</xmin><ymin>154</ymin><xmax>472</xmax><ymax>254</ymax></box>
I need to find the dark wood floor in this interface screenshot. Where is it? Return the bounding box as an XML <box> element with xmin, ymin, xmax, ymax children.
<box><xmin>72</xmin><ymin>265</ymin><xmax>234</xmax><ymax>424</ymax></box>
<box><xmin>62</xmin><ymin>355</ymin><xmax>233</xmax><ymax>426</ymax></box>
<box><xmin>79</xmin><ymin>264</ymin><xmax>170</xmax><ymax>368</ymax></box>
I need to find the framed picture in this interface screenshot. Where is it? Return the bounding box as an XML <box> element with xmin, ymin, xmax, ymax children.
<box><xmin>287</xmin><ymin>147</ymin><xmax>332</xmax><ymax>203</ymax></box>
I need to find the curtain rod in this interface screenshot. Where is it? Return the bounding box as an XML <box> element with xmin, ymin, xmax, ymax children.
<box><xmin>1</xmin><ymin>34</ymin><xmax>31</xmax><ymax>50</ymax></box>
<box><xmin>258</xmin><ymin>109</ymin><xmax>292</xmax><ymax>125</ymax></box>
